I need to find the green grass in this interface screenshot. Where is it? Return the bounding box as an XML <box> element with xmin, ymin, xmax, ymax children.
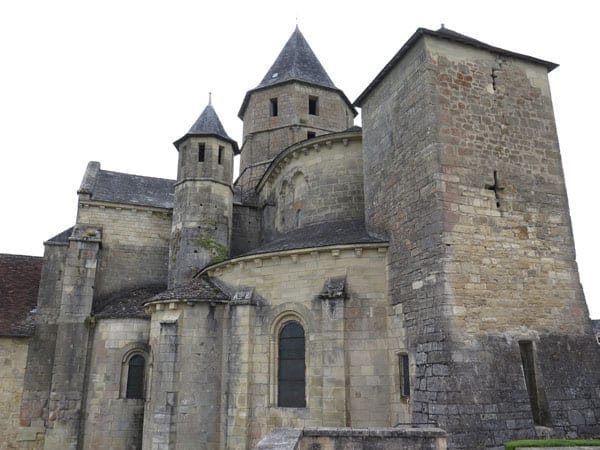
<box><xmin>505</xmin><ymin>439</ymin><xmax>600</xmax><ymax>449</ymax></box>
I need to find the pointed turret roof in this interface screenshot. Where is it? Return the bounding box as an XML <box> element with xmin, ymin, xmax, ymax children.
<box><xmin>238</xmin><ymin>27</ymin><xmax>356</xmax><ymax>119</ymax></box>
<box><xmin>174</xmin><ymin>100</ymin><xmax>239</xmax><ymax>153</ymax></box>
<box><xmin>256</xmin><ymin>26</ymin><xmax>336</xmax><ymax>90</ymax></box>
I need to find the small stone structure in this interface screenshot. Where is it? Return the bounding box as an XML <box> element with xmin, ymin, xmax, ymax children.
<box><xmin>255</xmin><ymin>427</ymin><xmax>447</xmax><ymax>450</ymax></box>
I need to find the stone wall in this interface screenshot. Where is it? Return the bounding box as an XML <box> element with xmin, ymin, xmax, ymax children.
<box><xmin>426</xmin><ymin>35</ymin><xmax>599</xmax><ymax>446</ymax></box>
<box><xmin>360</xmin><ymin>33</ymin><xmax>452</xmax><ymax>438</ymax></box>
<box><xmin>81</xmin><ymin>319</ymin><xmax>150</xmax><ymax>449</ymax></box>
<box><xmin>231</xmin><ymin>204</ymin><xmax>261</xmax><ymax>256</ymax></box>
<box><xmin>169</xmin><ymin>180</ymin><xmax>233</xmax><ymax>286</ymax></box>
<box><xmin>0</xmin><ymin>338</ymin><xmax>42</xmax><ymax>449</ymax></box>
<box><xmin>258</xmin><ymin>133</ymin><xmax>364</xmax><ymax>239</ymax></box>
<box><xmin>209</xmin><ymin>243</ymin><xmax>391</xmax><ymax>447</ymax></box>
<box><xmin>426</xmin><ymin>36</ymin><xmax>587</xmax><ymax>334</ymax></box>
<box><xmin>177</xmin><ymin>136</ymin><xmax>234</xmax><ymax>185</ymax></box>
<box><xmin>77</xmin><ymin>202</ymin><xmax>171</xmax><ymax>299</ymax></box>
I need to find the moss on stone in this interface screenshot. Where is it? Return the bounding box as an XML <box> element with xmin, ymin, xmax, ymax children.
<box><xmin>84</xmin><ymin>315</ymin><xmax>96</xmax><ymax>329</ymax></box>
<box><xmin>197</xmin><ymin>238</ymin><xmax>228</xmax><ymax>263</ymax></box>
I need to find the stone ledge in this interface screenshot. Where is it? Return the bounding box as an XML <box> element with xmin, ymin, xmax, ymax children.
<box><xmin>301</xmin><ymin>426</ymin><xmax>446</xmax><ymax>438</ymax></box>
<box><xmin>254</xmin><ymin>428</ymin><xmax>302</xmax><ymax>450</ymax></box>
<box><xmin>254</xmin><ymin>427</ymin><xmax>447</xmax><ymax>450</ymax></box>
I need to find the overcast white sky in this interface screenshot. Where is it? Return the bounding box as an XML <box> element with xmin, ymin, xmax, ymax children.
<box><xmin>1</xmin><ymin>1</ymin><xmax>597</xmax><ymax>317</ymax></box>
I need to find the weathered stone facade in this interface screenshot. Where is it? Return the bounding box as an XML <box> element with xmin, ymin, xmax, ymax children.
<box><xmin>357</xmin><ymin>30</ymin><xmax>599</xmax><ymax>448</ymax></box>
<box><xmin>1</xmin><ymin>26</ymin><xmax>598</xmax><ymax>450</ymax></box>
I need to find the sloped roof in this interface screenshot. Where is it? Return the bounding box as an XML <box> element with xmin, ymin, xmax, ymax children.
<box><xmin>146</xmin><ymin>276</ymin><xmax>229</xmax><ymax>303</ymax></box>
<box><xmin>257</xmin><ymin>26</ymin><xmax>336</xmax><ymax>90</ymax></box>
<box><xmin>189</xmin><ymin>104</ymin><xmax>233</xmax><ymax>140</ymax></box>
<box><xmin>238</xmin><ymin>27</ymin><xmax>356</xmax><ymax>119</ymax></box>
<box><xmin>0</xmin><ymin>254</ymin><xmax>43</xmax><ymax>337</ymax></box>
<box><xmin>93</xmin><ymin>285</ymin><xmax>166</xmax><ymax>319</ymax></box>
<box><xmin>174</xmin><ymin>103</ymin><xmax>239</xmax><ymax>153</ymax></box>
<box><xmin>78</xmin><ymin>161</ymin><xmax>175</xmax><ymax>209</ymax></box>
<box><xmin>236</xmin><ymin>219</ymin><xmax>387</xmax><ymax>257</ymax></box>
<box><xmin>355</xmin><ymin>27</ymin><xmax>558</xmax><ymax>106</ymax></box>
<box><xmin>46</xmin><ymin>226</ymin><xmax>74</xmax><ymax>245</ymax></box>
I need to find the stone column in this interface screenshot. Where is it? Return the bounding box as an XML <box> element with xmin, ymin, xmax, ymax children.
<box><xmin>143</xmin><ymin>313</ymin><xmax>179</xmax><ymax>450</ymax></box>
<box><xmin>225</xmin><ymin>288</ymin><xmax>255</xmax><ymax>449</ymax></box>
<box><xmin>174</xmin><ymin>302</ymin><xmax>225</xmax><ymax>450</ymax></box>
<box><xmin>319</xmin><ymin>277</ymin><xmax>347</xmax><ymax>427</ymax></box>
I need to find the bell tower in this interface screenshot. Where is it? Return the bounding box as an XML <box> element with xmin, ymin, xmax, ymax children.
<box><xmin>236</xmin><ymin>27</ymin><xmax>357</xmax><ymax>200</ymax></box>
<box><xmin>169</xmin><ymin>97</ymin><xmax>239</xmax><ymax>287</ymax></box>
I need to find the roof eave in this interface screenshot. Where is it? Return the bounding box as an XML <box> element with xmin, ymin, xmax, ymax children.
<box><xmin>173</xmin><ymin>133</ymin><xmax>240</xmax><ymax>155</ymax></box>
<box><xmin>354</xmin><ymin>27</ymin><xmax>559</xmax><ymax>107</ymax></box>
<box><xmin>238</xmin><ymin>80</ymin><xmax>358</xmax><ymax>120</ymax></box>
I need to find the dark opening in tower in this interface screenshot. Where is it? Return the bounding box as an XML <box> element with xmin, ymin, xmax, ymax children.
<box><xmin>519</xmin><ymin>341</ymin><xmax>550</xmax><ymax>426</ymax></box>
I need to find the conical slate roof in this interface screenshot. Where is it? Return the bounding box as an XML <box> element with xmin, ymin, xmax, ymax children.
<box><xmin>174</xmin><ymin>101</ymin><xmax>239</xmax><ymax>153</ymax></box>
<box><xmin>238</xmin><ymin>27</ymin><xmax>356</xmax><ymax>119</ymax></box>
<box><xmin>188</xmin><ymin>103</ymin><xmax>232</xmax><ymax>139</ymax></box>
<box><xmin>256</xmin><ymin>26</ymin><xmax>336</xmax><ymax>90</ymax></box>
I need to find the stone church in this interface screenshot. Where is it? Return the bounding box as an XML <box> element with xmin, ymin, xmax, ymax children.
<box><xmin>1</xmin><ymin>26</ymin><xmax>599</xmax><ymax>450</ymax></box>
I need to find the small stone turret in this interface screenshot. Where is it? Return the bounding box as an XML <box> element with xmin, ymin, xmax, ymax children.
<box><xmin>169</xmin><ymin>98</ymin><xmax>238</xmax><ymax>287</ymax></box>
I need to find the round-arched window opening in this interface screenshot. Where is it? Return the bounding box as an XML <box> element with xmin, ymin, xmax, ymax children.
<box><xmin>126</xmin><ymin>354</ymin><xmax>146</xmax><ymax>399</ymax></box>
<box><xmin>278</xmin><ymin>321</ymin><xmax>306</xmax><ymax>407</ymax></box>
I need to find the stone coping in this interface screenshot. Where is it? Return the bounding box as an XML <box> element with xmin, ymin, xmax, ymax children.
<box><xmin>202</xmin><ymin>243</ymin><xmax>388</xmax><ymax>277</ymax></box>
<box><xmin>254</xmin><ymin>427</ymin><xmax>447</xmax><ymax>450</ymax></box>
<box><xmin>301</xmin><ymin>426</ymin><xmax>447</xmax><ymax>438</ymax></box>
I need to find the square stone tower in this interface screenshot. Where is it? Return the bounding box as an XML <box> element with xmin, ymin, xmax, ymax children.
<box><xmin>357</xmin><ymin>27</ymin><xmax>600</xmax><ymax>448</ymax></box>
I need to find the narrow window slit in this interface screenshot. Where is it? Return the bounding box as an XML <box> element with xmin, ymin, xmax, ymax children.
<box><xmin>308</xmin><ymin>96</ymin><xmax>319</xmax><ymax>115</ymax></box>
<box><xmin>198</xmin><ymin>143</ymin><xmax>205</xmax><ymax>162</ymax></box>
<box><xmin>399</xmin><ymin>353</ymin><xmax>410</xmax><ymax>398</ymax></box>
<box><xmin>270</xmin><ymin>98</ymin><xmax>278</xmax><ymax>117</ymax></box>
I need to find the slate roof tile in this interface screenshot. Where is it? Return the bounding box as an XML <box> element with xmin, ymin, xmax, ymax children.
<box><xmin>147</xmin><ymin>276</ymin><xmax>229</xmax><ymax>303</ymax></box>
<box><xmin>236</xmin><ymin>219</ymin><xmax>387</xmax><ymax>257</ymax></box>
<box><xmin>46</xmin><ymin>226</ymin><xmax>74</xmax><ymax>244</ymax></box>
<box><xmin>93</xmin><ymin>285</ymin><xmax>166</xmax><ymax>319</ymax></box>
<box><xmin>79</xmin><ymin>161</ymin><xmax>175</xmax><ymax>209</ymax></box>
<box><xmin>174</xmin><ymin>103</ymin><xmax>240</xmax><ymax>153</ymax></box>
<box><xmin>239</xmin><ymin>27</ymin><xmax>356</xmax><ymax>118</ymax></box>
<box><xmin>256</xmin><ymin>26</ymin><xmax>336</xmax><ymax>90</ymax></box>
<box><xmin>0</xmin><ymin>254</ymin><xmax>43</xmax><ymax>336</ymax></box>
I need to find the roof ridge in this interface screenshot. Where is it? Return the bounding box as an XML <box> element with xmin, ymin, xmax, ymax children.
<box><xmin>99</xmin><ymin>169</ymin><xmax>175</xmax><ymax>183</ymax></box>
<box><xmin>0</xmin><ymin>253</ymin><xmax>43</xmax><ymax>259</ymax></box>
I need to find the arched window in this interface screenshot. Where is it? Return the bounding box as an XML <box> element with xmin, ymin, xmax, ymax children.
<box><xmin>278</xmin><ymin>321</ymin><xmax>306</xmax><ymax>407</ymax></box>
<box><xmin>126</xmin><ymin>354</ymin><xmax>145</xmax><ymax>399</ymax></box>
